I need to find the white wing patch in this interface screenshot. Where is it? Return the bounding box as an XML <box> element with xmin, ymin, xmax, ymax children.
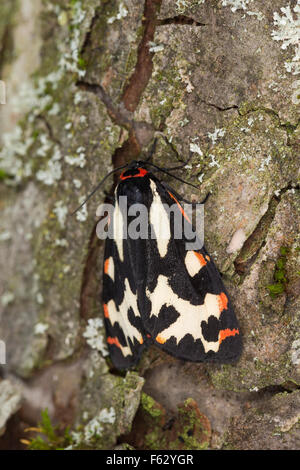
<box><xmin>113</xmin><ymin>197</ymin><xmax>124</xmax><ymax>262</ymax></box>
<box><xmin>146</xmin><ymin>275</ymin><xmax>227</xmax><ymax>353</ymax></box>
<box><xmin>105</xmin><ymin>278</ymin><xmax>143</xmax><ymax>349</ymax></box>
<box><xmin>185</xmin><ymin>251</ymin><xmax>207</xmax><ymax>277</ymax></box>
<box><xmin>149</xmin><ymin>180</ymin><xmax>171</xmax><ymax>257</ymax></box>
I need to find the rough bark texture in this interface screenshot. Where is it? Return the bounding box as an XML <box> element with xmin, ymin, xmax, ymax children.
<box><xmin>0</xmin><ymin>0</ymin><xmax>299</xmax><ymax>450</ymax></box>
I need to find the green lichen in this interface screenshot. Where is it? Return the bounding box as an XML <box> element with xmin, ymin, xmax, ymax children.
<box><xmin>171</xmin><ymin>398</ymin><xmax>210</xmax><ymax>450</ymax></box>
<box><xmin>149</xmin><ymin>65</ymin><xmax>185</xmax><ymax>129</ymax></box>
<box><xmin>210</xmin><ymin>364</ymin><xmax>249</xmax><ymax>392</ymax></box>
<box><xmin>144</xmin><ymin>430</ymin><xmax>167</xmax><ymax>450</ymax></box>
<box><xmin>141</xmin><ymin>392</ymin><xmax>163</xmax><ymax>419</ymax></box>
<box><xmin>0</xmin><ymin>0</ymin><xmax>16</xmax><ymax>68</ymax></box>
<box><xmin>139</xmin><ymin>50</ymin><xmax>191</xmax><ymax>132</ymax></box>
<box><xmin>139</xmin><ymin>395</ymin><xmax>211</xmax><ymax>450</ymax></box>
<box><xmin>0</xmin><ymin>169</ymin><xmax>9</xmax><ymax>181</ymax></box>
<box><xmin>238</xmin><ymin>101</ymin><xmax>299</xmax><ymax>132</ymax></box>
<box><xmin>211</xmin><ymin>349</ymin><xmax>296</xmax><ymax>393</ymax></box>
<box><xmin>267</xmin><ymin>246</ymin><xmax>289</xmax><ymax>298</ymax></box>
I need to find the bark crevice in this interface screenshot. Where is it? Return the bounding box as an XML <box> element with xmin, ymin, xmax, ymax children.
<box><xmin>235</xmin><ymin>183</ymin><xmax>300</xmax><ymax>277</ymax></box>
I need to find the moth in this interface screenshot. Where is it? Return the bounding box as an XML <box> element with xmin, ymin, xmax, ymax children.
<box><xmin>99</xmin><ymin>159</ymin><xmax>242</xmax><ymax>370</ymax></box>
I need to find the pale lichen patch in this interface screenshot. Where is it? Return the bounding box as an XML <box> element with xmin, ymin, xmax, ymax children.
<box><xmin>207</xmin><ymin>127</ymin><xmax>226</xmax><ymax>146</ymax></box>
<box><xmin>75</xmin><ymin>196</ymin><xmax>88</xmax><ymax>222</ymax></box>
<box><xmin>291</xmin><ymin>79</ymin><xmax>300</xmax><ymax>104</ymax></box>
<box><xmin>291</xmin><ymin>339</ymin><xmax>300</xmax><ymax>365</ymax></box>
<box><xmin>1</xmin><ymin>292</ymin><xmax>15</xmax><ymax>307</ymax></box>
<box><xmin>148</xmin><ymin>42</ymin><xmax>165</xmax><ymax>53</ymax></box>
<box><xmin>0</xmin><ymin>381</ymin><xmax>22</xmax><ymax>437</ymax></box>
<box><xmin>65</xmin><ymin>153</ymin><xmax>86</xmax><ymax>168</ymax></box>
<box><xmin>34</xmin><ymin>322</ymin><xmax>49</xmax><ymax>335</ymax></box>
<box><xmin>107</xmin><ymin>2</ymin><xmax>128</xmax><ymax>24</ymax></box>
<box><xmin>271</xmin><ymin>2</ymin><xmax>300</xmax><ymax>76</ymax></box>
<box><xmin>190</xmin><ymin>142</ymin><xmax>203</xmax><ymax>156</ymax></box>
<box><xmin>36</xmin><ymin>160</ymin><xmax>62</xmax><ymax>186</ymax></box>
<box><xmin>83</xmin><ymin>318</ymin><xmax>109</xmax><ymax>357</ymax></box>
<box><xmin>53</xmin><ymin>201</ymin><xmax>68</xmax><ymax>228</ymax></box>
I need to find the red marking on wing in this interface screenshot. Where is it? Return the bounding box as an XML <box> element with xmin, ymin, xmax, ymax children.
<box><xmin>168</xmin><ymin>192</ymin><xmax>191</xmax><ymax>223</ymax></box>
<box><xmin>103</xmin><ymin>304</ymin><xmax>109</xmax><ymax>318</ymax></box>
<box><xmin>218</xmin><ymin>292</ymin><xmax>228</xmax><ymax>312</ymax></box>
<box><xmin>104</xmin><ymin>258</ymin><xmax>110</xmax><ymax>275</ymax></box>
<box><xmin>120</xmin><ymin>168</ymin><xmax>148</xmax><ymax>180</ymax></box>
<box><xmin>194</xmin><ymin>252</ymin><xmax>207</xmax><ymax>267</ymax></box>
<box><xmin>146</xmin><ymin>334</ymin><xmax>151</xmax><ymax>338</ymax></box>
<box><xmin>219</xmin><ymin>328</ymin><xmax>239</xmax><ymax>344</ymax></box>
<box><xmin>205</xmin><ymin>255</ymin><xmax>210</xmax><ymax>261</ymax></box>
<box><xmin>107</xmin><ymin>336</ymin><xmax>121</xmax><ymax>348</ymax></box>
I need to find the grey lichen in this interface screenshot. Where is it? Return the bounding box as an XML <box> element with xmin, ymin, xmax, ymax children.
<box><xmin>0</xmin><ymin>380</ymin><xmax>22</xmax><ymax>436</ymax></box>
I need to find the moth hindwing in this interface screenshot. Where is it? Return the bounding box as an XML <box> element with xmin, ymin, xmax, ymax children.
<box><xmin>102</xmin><ymin>162</ymin><xmax>242</xmax><ymax>370</ymax></box>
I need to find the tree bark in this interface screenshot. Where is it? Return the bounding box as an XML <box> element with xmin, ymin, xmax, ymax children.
<box><xmin>0</xmin><ymin>0</ymin><xmax>299</xmax><ymax>450</ymax></box>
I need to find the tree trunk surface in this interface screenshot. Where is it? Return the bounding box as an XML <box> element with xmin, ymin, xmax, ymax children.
<box><xmin>0</xmin><ymin>0</ymin><xmax>299</xmax><ymax>450</ymax></box>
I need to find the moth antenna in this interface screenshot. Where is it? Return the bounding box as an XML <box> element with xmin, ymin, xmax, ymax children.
<box><xmin>71</xmin><ymin>163</ymin><xmax>129</xmax><ymax>215</ymax></box>
<box><xmin>160</xmin><ymin>181</ymin><xmax>210</xmax><ymax>206</ymax></box>
<box><xmin>144</xmin><ymin>137</ymin><xmax>158</xmax><ymax>162</ymax></box>
<box><xmin>143</xmin><ymin>161</ymin><xmax>199</xmax><ymax>190</ymax></box>
<box><xmin>154</xmin><ymin>133</ymin><xmax>193</xmax><ymax>170</ymax></box>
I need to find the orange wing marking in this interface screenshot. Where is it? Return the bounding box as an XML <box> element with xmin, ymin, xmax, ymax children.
<box><xmin>168</xmin><ymin>192</ymin><xmax>191</xmax><ymax>223</ymax></box>
<box><xmin>219</xmin><ymin>328</ymin><xmax>239</xmax><ymax>344</ymax></box>
<box><xmin>194</xmin><ymin>252</ymin><xmax>207</xmax><ymax>267</ymax></box>
<box><xmin>120</xmin><ymin>168</ymin><xmax>148</xmax><ymax>180</ymax></box>
<box><xmin>156</xmin><ymin>335</ymin><xmax>166</xmax><ymax>344</ymax></box>
<box><xmin>103</xmin><ymin>303</ymin><xmax>109</xmax><ymax>318</ymax></box>
<box><xmin>107</xmin><ymin>336</ymin><xmax>121</xmax><ymax>348</ymax></box>
<box><xmin>104</xmin><ymin>258</ymin><xmax>110</xmax><ymax>274</ymax></box>
<box><xmin>218</xmin><ymin>292</ymin><xmax>228</xmax><ymax>312</ymax></box>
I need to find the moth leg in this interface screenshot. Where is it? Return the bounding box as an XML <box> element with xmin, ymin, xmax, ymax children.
<box><xmin>162</xmin><ymin>150</ymin><xmax>193</xmax><ymax>171</ymax></box>
<box><xmin>156</xmin><ymin>133</ymin><xmax>193</xmax><ymax>170</ymax></box>
<box><xmin>160</xmin><ymin>181</ymin><xmax>211</xmax><ymax>206</ymax></box>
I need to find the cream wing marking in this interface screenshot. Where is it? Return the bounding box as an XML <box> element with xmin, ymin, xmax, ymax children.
<box><xmin>185</xmin><ymin>251</ymin><xmax>206</xmax><ymax>277</ymax></box>
<box><xmin>146</xmin><ymin>275</ymin><xmax>224</xmax><ymax>353</ymax></box>
<box><xmin>112</xmin><ymin>340</ymin><xmax>131</xmax><ymax>358</ymax></box>
<box><xmin>113</xmin><ymin>197</ymin><xmax>124</xmax><ymax>262</ymax></box>
<box><xmin>107</xmin><ymin>278</ymin><xmax>143</xmax><ymax>353</ymax></box>
<box><xmin>149</xmin><ymin>180</ymin><xmax>171</xmax><ymax>257</ymax></box>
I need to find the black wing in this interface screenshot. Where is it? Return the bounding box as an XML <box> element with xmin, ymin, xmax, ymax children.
<box><xmin>102</xmin><ymin>193</ymin><xmax>148</xmax><ymax>370</ymax></box>
<box><xmin>138</xmin><ymin>176</ymin><xmax>242</xmax><ymax>363</ymax></box>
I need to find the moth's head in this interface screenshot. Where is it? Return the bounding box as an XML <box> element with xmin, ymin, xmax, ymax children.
<box><xmin>127</xmin><ymin>160</ymin><xmax>147</xmax><ymax>170</ymax></box>
<box><xmin>120</xmin><ymin>161</ymin><xmax>149</xmax><ymax>181</ymax></box>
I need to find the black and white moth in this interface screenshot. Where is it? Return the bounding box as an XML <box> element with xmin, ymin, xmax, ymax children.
<box><xmin>101</xmin><ymin>160</ymin><xmax>242</xmax><ymax>370</ymax></box>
